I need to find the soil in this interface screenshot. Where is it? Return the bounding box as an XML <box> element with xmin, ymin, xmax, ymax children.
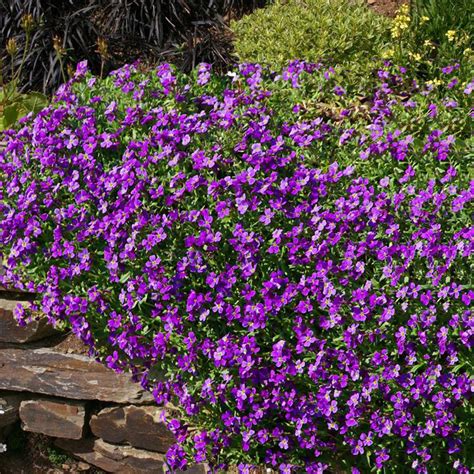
<box><xmin>0</xmin><ymin>432</ymin><xmax>102</xmax><ymax>474</ymax></box>
<box><xmin>366</xmin><ymin>0</ymin><xmax>406</xmax><ymax>17</ymax></box>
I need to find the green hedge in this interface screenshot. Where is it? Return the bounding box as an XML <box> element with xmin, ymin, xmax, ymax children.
<box><xmin>231</xmin><ymin>0</ymin><xmax>390</xmax><ymax>67</ymax></box>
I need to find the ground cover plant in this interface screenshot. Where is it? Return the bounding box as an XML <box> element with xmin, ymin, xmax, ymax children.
<box><xmin>0</xmin><ymin>59</ymin><xmax>473</xmax><ymax>473</ymax></box>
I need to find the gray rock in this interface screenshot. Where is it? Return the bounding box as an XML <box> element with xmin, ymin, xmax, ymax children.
<box><xmin>0</xmin><ymin>299</ymin><xmax>58</xmax><ymax>343</ymax></box>
<box><xmin>20</xmin><ymin>398</ymin><xmax>86</xmax><ymax>439</ymax></box>
<box><xmin>56</xmin><ymin>438</ymin><xmax>166</xmax><ymax>473</ymax></box>
<box><xmin>0</xmin><ymin>348</ymin><xmax>154</xmax><ymax>404</ymax></box>
<box><xmin>90</xmin><ymin>405</ymin><xmax>175</xmax><ymax>453</ymax></box>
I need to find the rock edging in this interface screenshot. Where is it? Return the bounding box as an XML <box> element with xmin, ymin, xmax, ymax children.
<box><xmin>0</xmin><ymin>296</ymin><xmax>206</xmax><ymax>473</ymax></box>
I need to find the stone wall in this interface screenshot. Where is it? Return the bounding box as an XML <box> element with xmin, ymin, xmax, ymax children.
<box><xmin>0</xmin><ymin>295</ymin><xmax>206</xmax><ymax>473</ymax></box>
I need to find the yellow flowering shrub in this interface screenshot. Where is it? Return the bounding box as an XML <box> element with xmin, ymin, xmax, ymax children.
<box><xmin>388</xmin><ymin>0</ymin><xmax>472</xmax><ymax>80</ymax></box>
<box><xmin>391</xmin><ymin>4</ymin><xmax>411</xmax><ymax>40</ymax></box>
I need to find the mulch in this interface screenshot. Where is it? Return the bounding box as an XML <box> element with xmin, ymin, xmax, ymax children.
<box><xmin>366</xmin><ymin>0</ymin><xmax>406</xmax><ymax>17</ymax></box>
<box><xmin>0</xmin><ymin>432</ymin><xmax>102</xmax><ymax>474</ymax></box>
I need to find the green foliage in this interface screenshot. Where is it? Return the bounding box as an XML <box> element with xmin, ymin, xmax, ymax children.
<box><xmin>46</xmin><ymin>446</ymin><xmax>72</xmax><ymax>467</ymax></box>
<box><xmin>389</xmin><ymin>1</ymin><xmax>473</xmax><ymax>80</ymax></box>
<box><xmin>231</xmin><ymin>0</ymin><xmax>390</xmax><ymax>67</ymax></box>
<box><xmin>0</xmin><ymin>86</ymin><xmax>48</xmax><ymax>130</ymax></box>
<box><xmin>409</xmin><ymin>0</ymin><xmax>473</xmax><ymax>47</ymax></box>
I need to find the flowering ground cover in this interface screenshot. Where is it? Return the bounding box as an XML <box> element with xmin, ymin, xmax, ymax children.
<box><xmin>0</xmin><ymin>59</ymin><xmax>473</xmax><ymax>472</ymax></box>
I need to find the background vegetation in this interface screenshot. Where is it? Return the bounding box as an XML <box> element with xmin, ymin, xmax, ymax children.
<box><xmin>232</xmin><ymin>0</ymin><xmax>474</xmax><ymax>86</ymax></box>
<box><xmin>232</xmin><ymin>0</ymin><xmax>390</xmax><ymax>68</ymax></box>
<box><xmin>0</xmin><ymin>0</ymin><xmax>266</xmax><ymax>93</ymax></box>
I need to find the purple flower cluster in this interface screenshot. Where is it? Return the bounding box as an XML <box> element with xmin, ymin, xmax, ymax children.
<box><xmin>0</xmin><ymin>60</ymin><xmax>472</xmax><ymax>473</ymax></box>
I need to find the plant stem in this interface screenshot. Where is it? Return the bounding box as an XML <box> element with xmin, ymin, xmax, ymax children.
<box><xmin>58</xmin><ymin>55</ymin><xmax>67</xmax><ymax>84</ymax></box>
<box><xmin>0</xmin><ymin>57</ymin><xmax>4</xmax><ymax>92</ymax></box>
<box><xmin>15</xmin><ymin>32</ymin><xmax>31</xmax><ymax>88</ymax></box>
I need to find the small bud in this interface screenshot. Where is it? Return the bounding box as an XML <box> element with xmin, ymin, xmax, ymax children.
<box><xmin>96</xmin><ymin>37</ymin><xmax>109</xmax><ymax>59</ymax></box>
<box><xmin>20</xmin><ymin>14</ymin><xmax>34</xmax><ymax>33</ymax></box>
<box><xmin>6</xmin><ymin>38</ymin><xmax>18</xmax><ymax>56</ymax></box>
<box><xmin>67</xmin><ymin>63</ymin><xmax>74</xmax><ymax>78</ymax></box>
<box><xmin>53</xmin><ymin>36</ymin><xmax>66</xmax><ymax>56</ymax></box>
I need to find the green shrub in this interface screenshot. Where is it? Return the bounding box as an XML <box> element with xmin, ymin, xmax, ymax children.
<box><xmin>231</xmin><ymin>0</ymin><xmax>390</xmax><ymax>68</ymax></box>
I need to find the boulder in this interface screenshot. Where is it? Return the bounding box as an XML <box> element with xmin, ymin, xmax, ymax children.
<box><xmin>20</xmin><ymin>398</ymin><xmax>86</xmax><ymax>439</ymax></box>
<box><xmin>0</xmin><ymin>392</ymin><xmax>24</xmax><ymax>428</ymax></box>
<box><xmin>0</xmin><ymin>299</ymin><xmax>58</xmax><ymax>343</ymax></box>
<box><xmin>90</xmin><ymin>405</ymin><xmax>175</xmax><ymax>452</ymax></box>
<box><xmin>0</xmin><ymin>348</ymin><xmax>154</xmax><ymax>404</ymax></box>
<box><xmin>55</xmin><ymin>438</ymin><xmax>166</xmax><ymax>473</ymax></box>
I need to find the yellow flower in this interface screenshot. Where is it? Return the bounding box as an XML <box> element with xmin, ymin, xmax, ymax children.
<box><xmin>423</xmin><ymin>40</ymin><xmax>435</xmax><ymax>51</ymax></box>
<box><xmin>408</xmin><ymin>52</ymin><xmax>422</xmax><ymax>62</ymax></box>
<box><xmin>427</xmin><ymin>79</ymin><xmax>443</xmax><ymax>87</ymax></box>
<box><xmin>459</xmin><ymin>32</ymin><xmax>470</xmax><ymax>45</ymax></box>
<box><xmin>421</xmin><ymin>16</ymin><xmax>429</xmax><ymax>23</ymax></box>
<box><xmin>446</xmin><ymin>30</ymin><xmax>457</xmax><ymax>42</ymax></box>
<box><xmin>382</xmin><ymin>49</ymin><xmax>394</xmax><ymax>59</ymax></box>
<box><xmin>96</xmin><ymin>37</ymin><xmax>109</xmax><ymax>60</ymax></box>
<box><xmin>20</xmin><ymin>14</ymin><xmax>34</xmax><ymax>33</ymax></box>
<box><xmin>53</xmin><ymin>35</ymin><xmax>66</xmax><ymax>56</ymax></box>
<box><xmin>399</xmin><ymin>4</ymin><xmax>410</xmax><ymax>15</ymax></box>
<box><xmin>391</xmin><ymin>4</ymin><xmax>411</xmax><ymax>39</ymax></box>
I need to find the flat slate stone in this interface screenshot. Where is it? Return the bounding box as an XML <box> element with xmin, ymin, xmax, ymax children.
<box><xmin>90</xmin><ymin>405</ymin><xmax>175</xmax><ymax>452</ymax></box>
<box><xmin>0</xmin><ymin>392</ymin><xmax>24</xmax><ymax>428</ymax></box>
<box><xmin>20</xmin><ymin>398</ymin><xmax>86</xmax><ymax>439</ymax></box>
<box><xmin>56</xmin><ymin>438</ymin><xmax>166</xmax><ymax>473</ymax></box>
<box><xmin>0</xmin><ymin>348</ymin><xmax>154</xmax><ymax>404</ymax></box>
<box><xmin>164</xmin><ymin>465</ymin><xmax>208</xmax><ymax>474</ymax></box>
<box><xmin>0</xmin><ymin>299</ymin><xmax>58</xmax><ymax>343</ymax></box>
<box><xmin>55</xmin><ymin>438</ymin><xmax>123</xmax><ymax>473</ymax></box>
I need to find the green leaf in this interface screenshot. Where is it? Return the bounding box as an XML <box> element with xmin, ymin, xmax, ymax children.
<box><xmin>20</xmin><ymin>92</ymin><xmax>48</xmax><ymax>114</ymax></box>
<box><xmin>3</xmin><ymin>104</ymin><xmax>19</xmax><ymax>128</ymax></box>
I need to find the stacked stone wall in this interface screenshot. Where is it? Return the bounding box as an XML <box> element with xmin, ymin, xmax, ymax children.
<box><xmin>0</xmin><ymin>296</ymin><xmax>205</xmax><ymax>473</ymax></box>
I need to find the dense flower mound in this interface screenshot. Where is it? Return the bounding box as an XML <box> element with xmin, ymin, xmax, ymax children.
<box><xmin>0</xmin><ymin>60</ymin><xmax>473</xmax><ymax>473</ymax></box>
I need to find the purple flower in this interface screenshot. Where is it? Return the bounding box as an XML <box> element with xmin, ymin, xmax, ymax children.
<box><xmin>0</xmin><ymin>59</ymin><xmax>471</xmax><ymax>473</ymax></box>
